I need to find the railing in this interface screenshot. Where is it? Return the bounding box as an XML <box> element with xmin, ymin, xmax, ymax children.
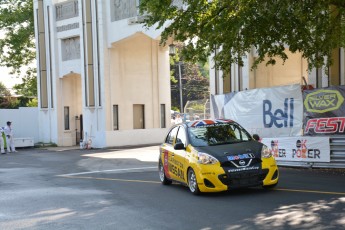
<box><xmin>277</xmin><ymin>136</ymin><xmax>345</xmax><ymax>169</ymax></box>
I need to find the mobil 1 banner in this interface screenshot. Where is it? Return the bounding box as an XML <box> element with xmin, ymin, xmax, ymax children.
<box><xmin>261</xmin><ymin>136</ymin><xmax>330</xmax><ymax>162</ymax></box>
<box><xmin>211</xmin><ymin>84</ymin><xmax>303</xmax><ymax>138</ymax></box>
<box><xmin>303</xmin><ymin>86</ymin><xmax>345</xmax><ymax>135</ymax></box>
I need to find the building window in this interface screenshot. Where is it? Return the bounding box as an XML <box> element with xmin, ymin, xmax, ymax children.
<box><xmin>113</xmin><ymin>105</ymin><xmax>119</xmax><ymax>130</ymax></box>
<box><xmin>133</xmin><ymin>104</ymin><xmax>145</xmax><ymax>129</ymax></box>
<box><xmin>160</xmin><ymin>104</ymin><xmax>166</xmax><ymax>128</ymax></box>
<box><xmin>64</xmin><ymin>106</ymin><xmax>70</xmax><ymax>130</ymax></box>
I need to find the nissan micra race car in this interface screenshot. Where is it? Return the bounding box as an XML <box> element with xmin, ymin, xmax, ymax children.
<box><xmin>159</xmin><ymin>119</ymin><xmax>279</xmax><ymax>194</ymax></box>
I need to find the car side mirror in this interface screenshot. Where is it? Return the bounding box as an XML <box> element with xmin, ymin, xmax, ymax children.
<box><xmin>174</xmin><ymin>142</ymin><xmax>185</xmax><ymax>150</ymax></box>
<box><xmin>253</xmin><ymin>134</ymin><xmax>260</xmax><ymax>141</ymax></box>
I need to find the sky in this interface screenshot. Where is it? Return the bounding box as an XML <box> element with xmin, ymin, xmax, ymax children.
<box><xmin>0</xmin><ymin>66</ymin><xmax>22</xmax><ymax>89</ymax></box>
<box><xmin>0</xmin><ymin>30</ymin><xmax>23</xmax><ymax>89</ymax></box>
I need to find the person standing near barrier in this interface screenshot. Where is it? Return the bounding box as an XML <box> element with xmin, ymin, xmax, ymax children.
<box><xmin>0</xmin><ymin>126</ymin><xmax>5</xmax><ymax>154</ymax></box>
<box><xmin>4</xmin><ymin>121</ymin><xmax>16</xmax><ymax>153</ymax></box>
<box><xmin>175</xmin><ymin>114</ymin><xmax>183</xmax><ymax>124</ymax></box>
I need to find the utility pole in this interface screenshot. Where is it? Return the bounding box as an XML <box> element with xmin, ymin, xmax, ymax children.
<box><xmin>178</xmin><ymin>61</ymin><xmax>183</xmax><ymax>113</ymax></box>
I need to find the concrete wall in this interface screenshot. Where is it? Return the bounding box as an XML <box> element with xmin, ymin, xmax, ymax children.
<box><xmin>210</xmin><ymin>48</ymin><xmax>308</xmax><ymax>94</ymax></box>
<box><xmin>108</xmin><ymin>33</ymin><xmax>171</xmax><ymax>130</ymax></box>
<box><xmin>0</xmin><ymin>107</ymin><xmax>39</xmax><ymax>143</ymax></box>
<box><xmin>104</xmin><ymin>128</ymin><xmax>169</xmax><ymax>147</ymax></box>
<box><xmin>250</xmin><ymin>49</ymin><xmax>308</xmax><ymax>89</ymax></box>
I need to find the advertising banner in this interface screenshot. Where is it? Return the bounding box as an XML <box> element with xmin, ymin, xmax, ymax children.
<box><xmin>303</xmin><ymin>86</ymin><xmax>345</xmax><ymax>135</ymax></box>
<box><xmin>211</xmin><ymin>84</ymin><xmax>303</xmax><ymax>138</ymax></box>
<box><xmin>261</xmin><ymin>137</ymin><xmax>330</xmax><ymax>162</ymax></box>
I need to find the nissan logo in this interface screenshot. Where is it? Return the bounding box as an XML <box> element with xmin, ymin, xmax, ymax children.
<box><xmin>239</xmin><ymin>160</ymin><xmax>246</xmax><ymax>166</ymax></box>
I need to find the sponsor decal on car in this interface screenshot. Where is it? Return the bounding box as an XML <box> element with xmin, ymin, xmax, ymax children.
<box><xmin>227</xmin><ymin>153</ymin><xmax>255</xmax><ymax>161</ymax></box>
<box><xmin>164</xmin><ymin>150</ymin><xmax>170</xmax><ymax>177</ymax></box>
<box><xmin>228</xmin><ymin>166</ymin><xmax>259</xmax><ymax>173</ymax></box>
<box><xmin>190</xmin><ymin>119</ymin><xmax>233</xmax><ymax>128</ymax></box>
<box><xmin>168</xmin><ymin>156</ymin><xmax>185</xmax><ymax>180</ymax></box>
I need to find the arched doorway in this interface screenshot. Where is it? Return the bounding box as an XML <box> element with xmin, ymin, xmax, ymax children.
<box><xmin>60</xmin><ymin>72</ymin><xmax>83</xmax><ymax>146</ymax></box>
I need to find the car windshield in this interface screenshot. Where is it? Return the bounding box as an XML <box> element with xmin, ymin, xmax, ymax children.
<box><xmin>188</xmin><ymin>122</ymin><xmax>252</xmax><ymax>147</ymax></box>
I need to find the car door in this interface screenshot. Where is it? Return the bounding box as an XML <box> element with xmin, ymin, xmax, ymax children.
<box><xmin>171</xmin><ymin>126</ymin><xmax>188</xmax><ymax>182</ymax></box>
<box><xmin>161</xmin><ymin>126</ymin><xmax>179</xmax><ymax>181</ymax></box>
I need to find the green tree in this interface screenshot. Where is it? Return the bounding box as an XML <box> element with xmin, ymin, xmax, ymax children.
<box><xmin>0</xmin><ymin>0</ymin><xmax>35</xmax><ymax>75</ymax></box>
<box><xmin>140</xmin><ymin>0</ymin><xmax>345</xmax><ymax>72</ymax></box>
<box><xmin>0</xmin><ymin>81</ymin><xmax>10</xmax><ymax>96</ymax></box>
<box><xmin>12</xmin><ymin>68</ymin><xmax>37</xmax><ymax>97</ymax></box>
<box><xmin>0</xmin><ymin>0</ymin><xmax>37</xmax><ymax>95</ymax></box>
<box><xmin>26</xmin><ymin>97</ymin><xmax>38</xmax><ymax>107</ymax></box>
<box><xmin>0</xmin><ymin>81</ymin><xmax>19</xmax><ymax>108</ymax></box>
<box><xmin>170</xmin><ymin>43</ymin><xmax>209</xmax><ymax>111</ymax></box>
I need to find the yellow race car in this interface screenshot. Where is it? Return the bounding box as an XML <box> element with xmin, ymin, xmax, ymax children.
<box><xmin>159</xmin><ymin>119</ymin><xmax>279</xmax><ymax>194</ymax></box>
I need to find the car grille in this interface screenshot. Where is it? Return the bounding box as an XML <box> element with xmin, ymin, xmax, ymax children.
<box><xmin>221</xmin><ymin>158</ymin><xmax>262</xmax><ymax>167</ymax></box>
<box><xmin>218</xmin><ymin>169</ymin><xmax>269</xmax><ymax>187</ymax></box>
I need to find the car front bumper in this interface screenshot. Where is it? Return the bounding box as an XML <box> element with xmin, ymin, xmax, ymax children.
<box><xmin>193</xmin><ymin>157</ymin><xmax>279</xmax><ymax>192</ymax></box>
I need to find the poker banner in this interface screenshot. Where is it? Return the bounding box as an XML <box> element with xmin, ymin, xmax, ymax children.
<box><xmin>261</xmin><ymin>136</ymin><xmax>330</xmax><ymax>162</ymax></box>
<box><xmin>303</xmin><ymin>86</ymin><xmax>345</xmax><ymax>135</ymax></box>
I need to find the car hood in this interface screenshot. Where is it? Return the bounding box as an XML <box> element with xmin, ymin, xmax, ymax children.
<box><xmin>193</xmin><ymin>141</ymin><xmax>263</xmax><ymax>162</ymax></box>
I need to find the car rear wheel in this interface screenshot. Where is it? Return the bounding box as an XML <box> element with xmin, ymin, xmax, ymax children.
<box><xmin>159</xmin><ymin>161</ymin><xmax>172</xmax><ymax>185</ymax></box>
<box><xmin>188</xmin><ymin>168</ymin><xmax>200</xmax><ymax>195</ymax></box>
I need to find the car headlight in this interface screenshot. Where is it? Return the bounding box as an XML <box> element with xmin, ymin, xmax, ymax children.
<box><xmin>261</xmin><ymin>145</ymin><xmax>272</xmax><ymax>158</ymax></box>
<box><xmin>198</xmin><ymin>152</ymin><xmax>219</xmax><ymax>165</ymax></box>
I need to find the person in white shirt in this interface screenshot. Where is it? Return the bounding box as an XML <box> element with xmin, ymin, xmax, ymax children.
<box><xmin>0</xmin><ymin>127</ymin><xmax>5</xmax><ymax>154</ymax></box>
<box><xmin>4</xmin><ymin>121</ymin><xmax>16</xmax><ymax>153</ymax></box>
<box><xmin>175</xmin><ymin>114</ymin><xmax>183</xmax><ymax>124</ymax></box>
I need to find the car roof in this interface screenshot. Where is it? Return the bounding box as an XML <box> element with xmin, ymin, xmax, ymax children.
<box><xmin>186</xmin><ymin>119</ymin><xmax>234</xmax><ymax>128</ymax></box>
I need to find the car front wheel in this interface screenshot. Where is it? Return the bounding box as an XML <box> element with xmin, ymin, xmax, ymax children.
<box><xmin>159</xmin><ymin>161</ymin><xmax>172</xmax><ymax>185</ymax></box>
<box><xmin>188</xmin><ymin>168</ymin><xmax>200</xmax><ymax>195</ymax></box>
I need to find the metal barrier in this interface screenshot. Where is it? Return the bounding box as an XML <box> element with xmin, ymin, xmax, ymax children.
<box><xmin>277</xmin><ymin>136</ymin><xmax>345</xmax><ymax>169</ymax></box>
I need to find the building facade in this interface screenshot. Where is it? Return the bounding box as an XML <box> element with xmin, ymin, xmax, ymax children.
<box><xmin>210</xmin><ymin>48</ymin><xmax>345</xmax><ymax>95</ymax></box>
<box><xmin>34</xmin><ymin>0</ymin><xmax>171</xmax><ymax>148</ymax></box>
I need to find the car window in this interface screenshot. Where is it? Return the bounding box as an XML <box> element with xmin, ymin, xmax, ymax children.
<box><xmin>166</xmin><ymin>126</ymin><xmax>179</xmax><ymax>145</ymax></box>
<box><xmin>233</xmin><ymin>126</ymin><xmax>250</xmax><ymax>141</ymax></box>
<box><xmin>188</xmin><ymin>123</ymin><xmax>251</xmax><ymax>147</ymax></box>
<box><xmin>176</xmin><ymin>127</ymin><xmax>187</xmax><ymax>147</ymax></box>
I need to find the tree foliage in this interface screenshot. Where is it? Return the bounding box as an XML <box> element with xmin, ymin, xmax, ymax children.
<box><xmin>0</xmin><ymin>81</ymin><xmax>18</xmax><ymax>108</ymax></box>
<box><xmin>140</xmin><ymin>0</ymin><xmax>345</xmax><ymax>72</ymax></box>
<box><xmin>0</xmin><ymin>0</ymin><xmax>37</xmax><ymax>97</ymax></box>
<box><xmin>170</xmin><ymin>43</ymin><xmax>209</xmax><ymax>111</ymax></box>
<box><xmin>0</xmin><ymin>0</ymin><xmax>35</xmax><ymax>75</ymax></box>
<box><xmin>0</xmin><ymin>81</ymin><xmax>10</xmax><ymax>96</ymax></box>
<box><xmin>12</xmin><ymin>68</ymin><xmax>37</xmax><ymax>97</ymax></box>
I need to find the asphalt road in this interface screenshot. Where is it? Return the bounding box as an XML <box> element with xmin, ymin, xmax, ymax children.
<box><xmin>0</xmin><ymin>146</ymin><xmax>344</xmax><ymax>230</ymax></box>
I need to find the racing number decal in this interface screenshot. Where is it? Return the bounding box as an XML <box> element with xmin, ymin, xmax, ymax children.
<box><xmin>163</xmin><ymin>150</ymin><xmax>170</xmax><ymax>178</ymax></box>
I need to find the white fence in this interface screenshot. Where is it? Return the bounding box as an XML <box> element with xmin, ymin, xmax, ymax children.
<box><xmin>0</xmin><ymin>107</ymin><xmax>39</xmax><ymax>146</ymax></box>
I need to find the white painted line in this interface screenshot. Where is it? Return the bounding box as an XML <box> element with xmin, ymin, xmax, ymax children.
<box><xmin>57</xmin><ymin>166</ymin><xmax>157</xmax><ymax>177</ymax></box>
